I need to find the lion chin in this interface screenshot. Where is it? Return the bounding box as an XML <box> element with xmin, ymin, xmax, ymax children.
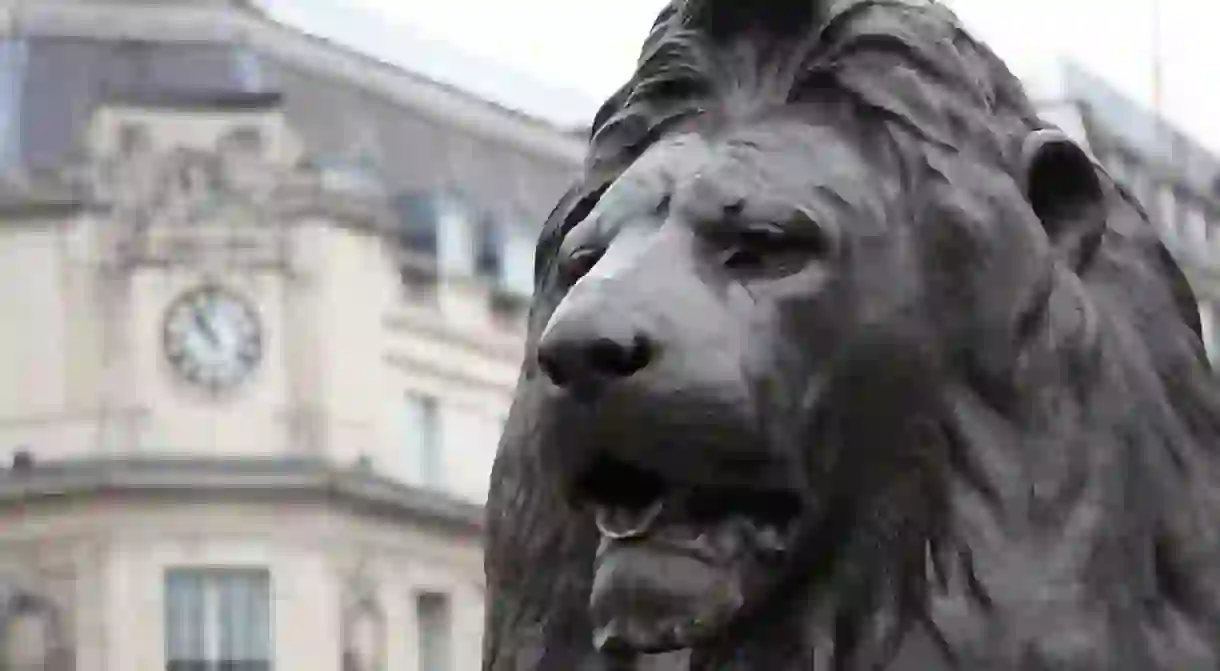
<box><xmin>585</xmin><ymin>483</ymin><xmax>803</xmax><ymax>654</ymax></box>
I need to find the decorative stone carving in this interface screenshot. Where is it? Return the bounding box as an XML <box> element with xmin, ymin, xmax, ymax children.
<box><xmin>340</xmin><ymin>565</ymin><xmax>387</xmax><ymax>671</ymax></box>
<box><xmin>92</xmin><ymin>142</ymin><xmax>291</xmax><ymax>271</ymax></box>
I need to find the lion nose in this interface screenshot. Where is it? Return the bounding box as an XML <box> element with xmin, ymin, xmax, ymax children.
<box><xmin>536</xmin><ymin>319</ymin><xmax>655</xmax><ymax>392</ymax></box>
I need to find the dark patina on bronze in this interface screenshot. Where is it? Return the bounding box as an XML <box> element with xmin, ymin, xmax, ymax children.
<box><xmin>483</xmin><ymin>1</ymin><xmax>1220</xmax><ymax>668</ymax></box>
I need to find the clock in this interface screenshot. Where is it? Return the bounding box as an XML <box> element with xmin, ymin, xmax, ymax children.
<box><xmin>163</xmin><ymin>284</ymin><xmax>263</xmax><ymax>392</ymax></box>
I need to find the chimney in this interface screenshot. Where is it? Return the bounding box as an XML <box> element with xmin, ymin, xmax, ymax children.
<box><xmin>12</xmin><ymin>449</ymin><xmax>34</xmax><ymax>472</ymax></box>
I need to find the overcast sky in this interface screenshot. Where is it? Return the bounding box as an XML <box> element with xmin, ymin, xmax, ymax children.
<box><xmin>265</xmin><ymin>0</ymin><xmax>1220</xmax><ymax>154</ymax></box>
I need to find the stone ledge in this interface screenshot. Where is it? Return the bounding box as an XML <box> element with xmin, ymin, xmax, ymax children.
<box><xmin>0</xmin><ymin>455</ymin><xmax>485</xmax><ymax>535</ymax></box>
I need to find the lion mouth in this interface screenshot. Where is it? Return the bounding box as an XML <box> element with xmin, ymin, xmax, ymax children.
<box><xmin>575</xmin><ymin>455</ymin><xmax>804</xmax><ymax>653</ymax></box>
<box><xmin>589</xmin><ymin>489</ymin><xmax>801</xmax><ymax>550</ymax></box>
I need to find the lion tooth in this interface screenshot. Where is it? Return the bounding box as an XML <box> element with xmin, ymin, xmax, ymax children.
<box><xmin>756</xmin><ymin>524</ymin><xmax>786</xmax><ymax>553</ymax></box>
<box><xmin>595</xmin><ymin>499</ymin><xmax>665</xmax><ymax>540</ymax></box>
<box><xmin>592</xmin><ymin>620</ymin><xmax>623</xmax><ymax>651</ymax></box>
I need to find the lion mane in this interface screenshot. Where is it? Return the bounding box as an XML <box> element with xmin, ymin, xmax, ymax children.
<box><xmin>483</xmin><ymin>1</ymin><xmax>1220</xmax><ymax>669</ymax></box>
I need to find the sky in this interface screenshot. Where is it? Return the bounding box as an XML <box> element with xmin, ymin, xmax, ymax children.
<box><xmin>263</xmin><ymin>0</ymin><xmax>1220</xmax><ymax>155</ymax></box>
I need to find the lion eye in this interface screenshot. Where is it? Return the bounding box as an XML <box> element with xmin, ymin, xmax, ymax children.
<box><xmin>721</xmin><ymin>223</ymin><xmax>832</xmax><ymax>277</ymax></box>
<box><xmin>560</xmin><ymin>247</ymin><xmax>603</xmax><ymax>284</ymax></box>
<box><xmin>723</xmin><ymin>228</ymin><xmax>788</xmax><ymax>270</ymax></box>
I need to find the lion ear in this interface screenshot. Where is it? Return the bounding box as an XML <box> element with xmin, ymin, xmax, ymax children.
<box><xmin>1020</xmin><ymin>129</ymin><xmax>1107</xmax><ymax>255</ymax></box>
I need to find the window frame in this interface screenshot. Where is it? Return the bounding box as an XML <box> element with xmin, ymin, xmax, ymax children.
<box><xmin>164</xmin><ymin>567</ymin><xmax>273</xmax><ymax>671</ymax></box>
<box><xmin>414</xmin><ymin>590</ymin><xmax>453</xmax><ymax>671</ymax></box>
<box><xmin>403</xmin><ymin>392</ymin><xmax>442</xmax><ymax>487</ymax></box>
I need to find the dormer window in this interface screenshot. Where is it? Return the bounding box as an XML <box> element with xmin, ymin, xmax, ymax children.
<box><xmin>118</xmin><ymin>122</ymin><xmax>151</xmax><ymax>156</ymax></box>
<box><xmin>224</xmin><ymin>126</ymin><xmax>264</xmax><ymax>155</ymax></box>
<box><xmin>0</xmin><ymin>40</ymin><xmax>24</xmax><ymax>171</ymax></box>
<box><xmin>485</xmin><ymin>213</ymin><xmax>536</xmax><ymax>327</ymax></box>
<box><xmin>392</xmin><ymin>191</ymin><xmax>440</xmax><ymax>259</ymax></box>
<box><xmin>436</xmin><ymin>193</ymin><xmax>478</xmax><ymax>278</ymax></box>
<box><xmin>495</xmin><ymin>214</ymin><xmax>537</xmax><ymax>298</ymax></box>
<box><xmin>476</xmin><ymin>214</ymin><xmax>503</xmax><ymax>280</ymax></box>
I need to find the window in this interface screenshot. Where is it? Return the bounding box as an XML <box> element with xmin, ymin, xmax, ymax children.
<box><xmin>438</xmin><ymin>198</ymin><xmax>477</xmax><ymax>278</ymax></box>
<box><xmin>391</xmin><ymin>191</ymin><xmax>440</xmax><ymax>258</ymax></box>
<box><xmin>118</xmin><ymin>121</ymin><xmax>153</xmax><ymax>156</ymax></box>
<box><xmin>2</xmin><ymin>593</ymin><xmax>55</xmax><ymax>668</ymax></box>
<box><xmin>223</xmin><ymin>126</ymin><xmax>265</xmax><ymax>155</ymax></box>
<box><xmin>415</xmin><ymin>592</ymin><xmax>452</xmax><ymax>671</ymax></box>
<box><xmin>165</xmin><ymin>568</ymin><xmax>272</xmax><ymax>671</ymax></box>
<box><xmin>499</xmin><ymin>217</ymin><xmax>537</xmax><ymax>298</ymax></box>
<box><xmin>476</xmin><ymin>215</ymin><xmax>504</xmax><ymax>280</ymax></box>
<box><xmin>1157</xmin><ymin>186</ymin><xmax>1177</xmax><ymax>234</ymax></box>
<box><xmin>0</xmin><ymin>39</ymin><xmax>27</xmax><ymax>172</ymax></box>
<box><xmin>471</xmin><ymin>213</ymin><xmax>536</xmax><ymax>297</ymax></box>
<box><xmin>486</xmin><ymin>215</ymin><xmax>536</xmax><ymax>327</ymax></box>
<box><xmin>404</xmin><ymin>393</ymin><xmax>441</xmax><ymax>487</ymax></box>
<box><xmin>232</xmin><ymin>48</ymin><xmax>266</xmax><ymax>92</ymax></box>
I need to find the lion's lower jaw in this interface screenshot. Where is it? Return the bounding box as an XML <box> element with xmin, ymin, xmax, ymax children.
<box><xmin>589</xmin><ymin>542</ymin><xmax>744</xmax><ymax>654</ymax></box>
<box><xmin>578</xmin><ymin>494</ymin><xmax>1024</xmax><ymax>669</ymax></box>
<box><xmin>587</xmin><ymin>508</ymin><xmax>798</xmax><ymax>655</ymax></box>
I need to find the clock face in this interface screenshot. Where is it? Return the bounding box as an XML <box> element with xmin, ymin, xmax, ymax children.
<box><xmin>163</xmin><ymin>285</ymin><xmax>263</xmax><ymax>392</ymax></box>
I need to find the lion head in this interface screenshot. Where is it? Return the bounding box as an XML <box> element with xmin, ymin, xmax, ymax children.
<box><xmin>484</xmin><ymin>1</ymin><xmax>1220</xmax><ymax>669</ymax></box>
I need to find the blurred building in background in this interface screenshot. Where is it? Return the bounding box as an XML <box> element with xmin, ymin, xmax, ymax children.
<box><xmin>1029</xmin><ymin>60</ymin><xmax>1220</xmax><ymax>364</ymax></box>
<box><xmin>2</xmin><ymin>2</ymin><xmax>1219</xmax><ymax>669</ymax></box>
<box><xmin>0</xmin><ymin>0</ymin><xmax>581</xmax><ymax>669</ymax></box>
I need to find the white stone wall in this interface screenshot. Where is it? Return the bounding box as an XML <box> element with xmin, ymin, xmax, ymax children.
<box><xmin>0</xmin><ymin>73</ymin><xmax>551</xmax><ymax>670</ymax></box>
<box><xmin>0</xmin><ymin>499</ymin><xmax>486</xmax><ymax>670</ymax></box>
<box><xmin>0</xmin><ymin>103</ymin><xmax>530</xmax><ymax>504</ymax></box>
<box><xmin>0</xmin><ymin>217</ymin><xmax>117</xmax><ymax>463</ymax></box>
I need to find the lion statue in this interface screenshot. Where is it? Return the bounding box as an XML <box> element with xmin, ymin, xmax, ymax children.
<box><xmin>482</xmin><ymin>1</ymin><xmax>1220</xmax><ymax>668</ymax></box>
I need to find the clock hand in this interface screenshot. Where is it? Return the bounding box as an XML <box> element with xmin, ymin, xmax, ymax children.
<box><xmin>193</xmin><ymin>307</ymin><xmax>219</xmax><ymax>346</ymax></box>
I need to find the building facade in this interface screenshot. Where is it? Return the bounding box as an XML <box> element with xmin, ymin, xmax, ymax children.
<box><xmin>0</xmin><ymin>1</ymin><xmax>582</xmax><ymax>669</ymax></box>
<box><xmin>1029</xmin><ymin>60</ymin><xmax>1220</xmax><ymax>363</ymax></box>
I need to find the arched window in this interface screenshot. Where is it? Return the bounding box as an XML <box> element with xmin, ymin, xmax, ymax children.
<box><xmin>1</xmin><ymin>591</ymin><xmax>72</xmax><ymax>671</ymax></box>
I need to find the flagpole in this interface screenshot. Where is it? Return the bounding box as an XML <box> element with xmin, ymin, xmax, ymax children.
<box><xmin>1152</xmin><ymin>0</ymin><xmax>1162</xmax><ymax>117</ymax></box>
<box><xmin>1151</xmin><ymin>0</ymin><xmax>1170</xmax><ymax>161</ymax></box>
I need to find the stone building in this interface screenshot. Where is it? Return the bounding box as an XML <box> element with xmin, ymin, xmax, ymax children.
<box><xmin>1029</xmin><ymin>60</ymin><xmax>1220</xmax><ymax>363</ymax></box>
<box><xmin>0</xmin><ymin>0</ymin><xmax>582</xmax><ymax>669</ymax></box>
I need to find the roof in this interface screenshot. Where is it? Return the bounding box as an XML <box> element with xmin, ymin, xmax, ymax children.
<box><xmin>0</xmin><ymin>1</ymin><xmax>587</xmax><ymax>222</ymax></box>
<box><xmin>0</xmin><ymin>0</ymin><xmax>587</xmax><ymax>166</ymax></box>
<box><xmin>258</xmin><ymin>0</ymin><xmax>601</xmax><ymax>130</ymax></box>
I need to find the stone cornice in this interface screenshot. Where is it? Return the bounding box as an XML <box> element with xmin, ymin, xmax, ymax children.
<box><xmin>100</xmin><ymin>90</ymin><xmax>286</xmax><ymax>113</ymax></box>
<box><xmin>0</xmin><ymin>197</ymin><xmax>87</xmax><ymax>219</ymax></box>
<box><xmin>0</xmin><ymin>456</ymin><xmax>484</xmax><ymax>537</ymax></box>
<box><xmin>0</xmin><ymin>178</ymin><xmax>90</xmax><ymax>218</ymax></box>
